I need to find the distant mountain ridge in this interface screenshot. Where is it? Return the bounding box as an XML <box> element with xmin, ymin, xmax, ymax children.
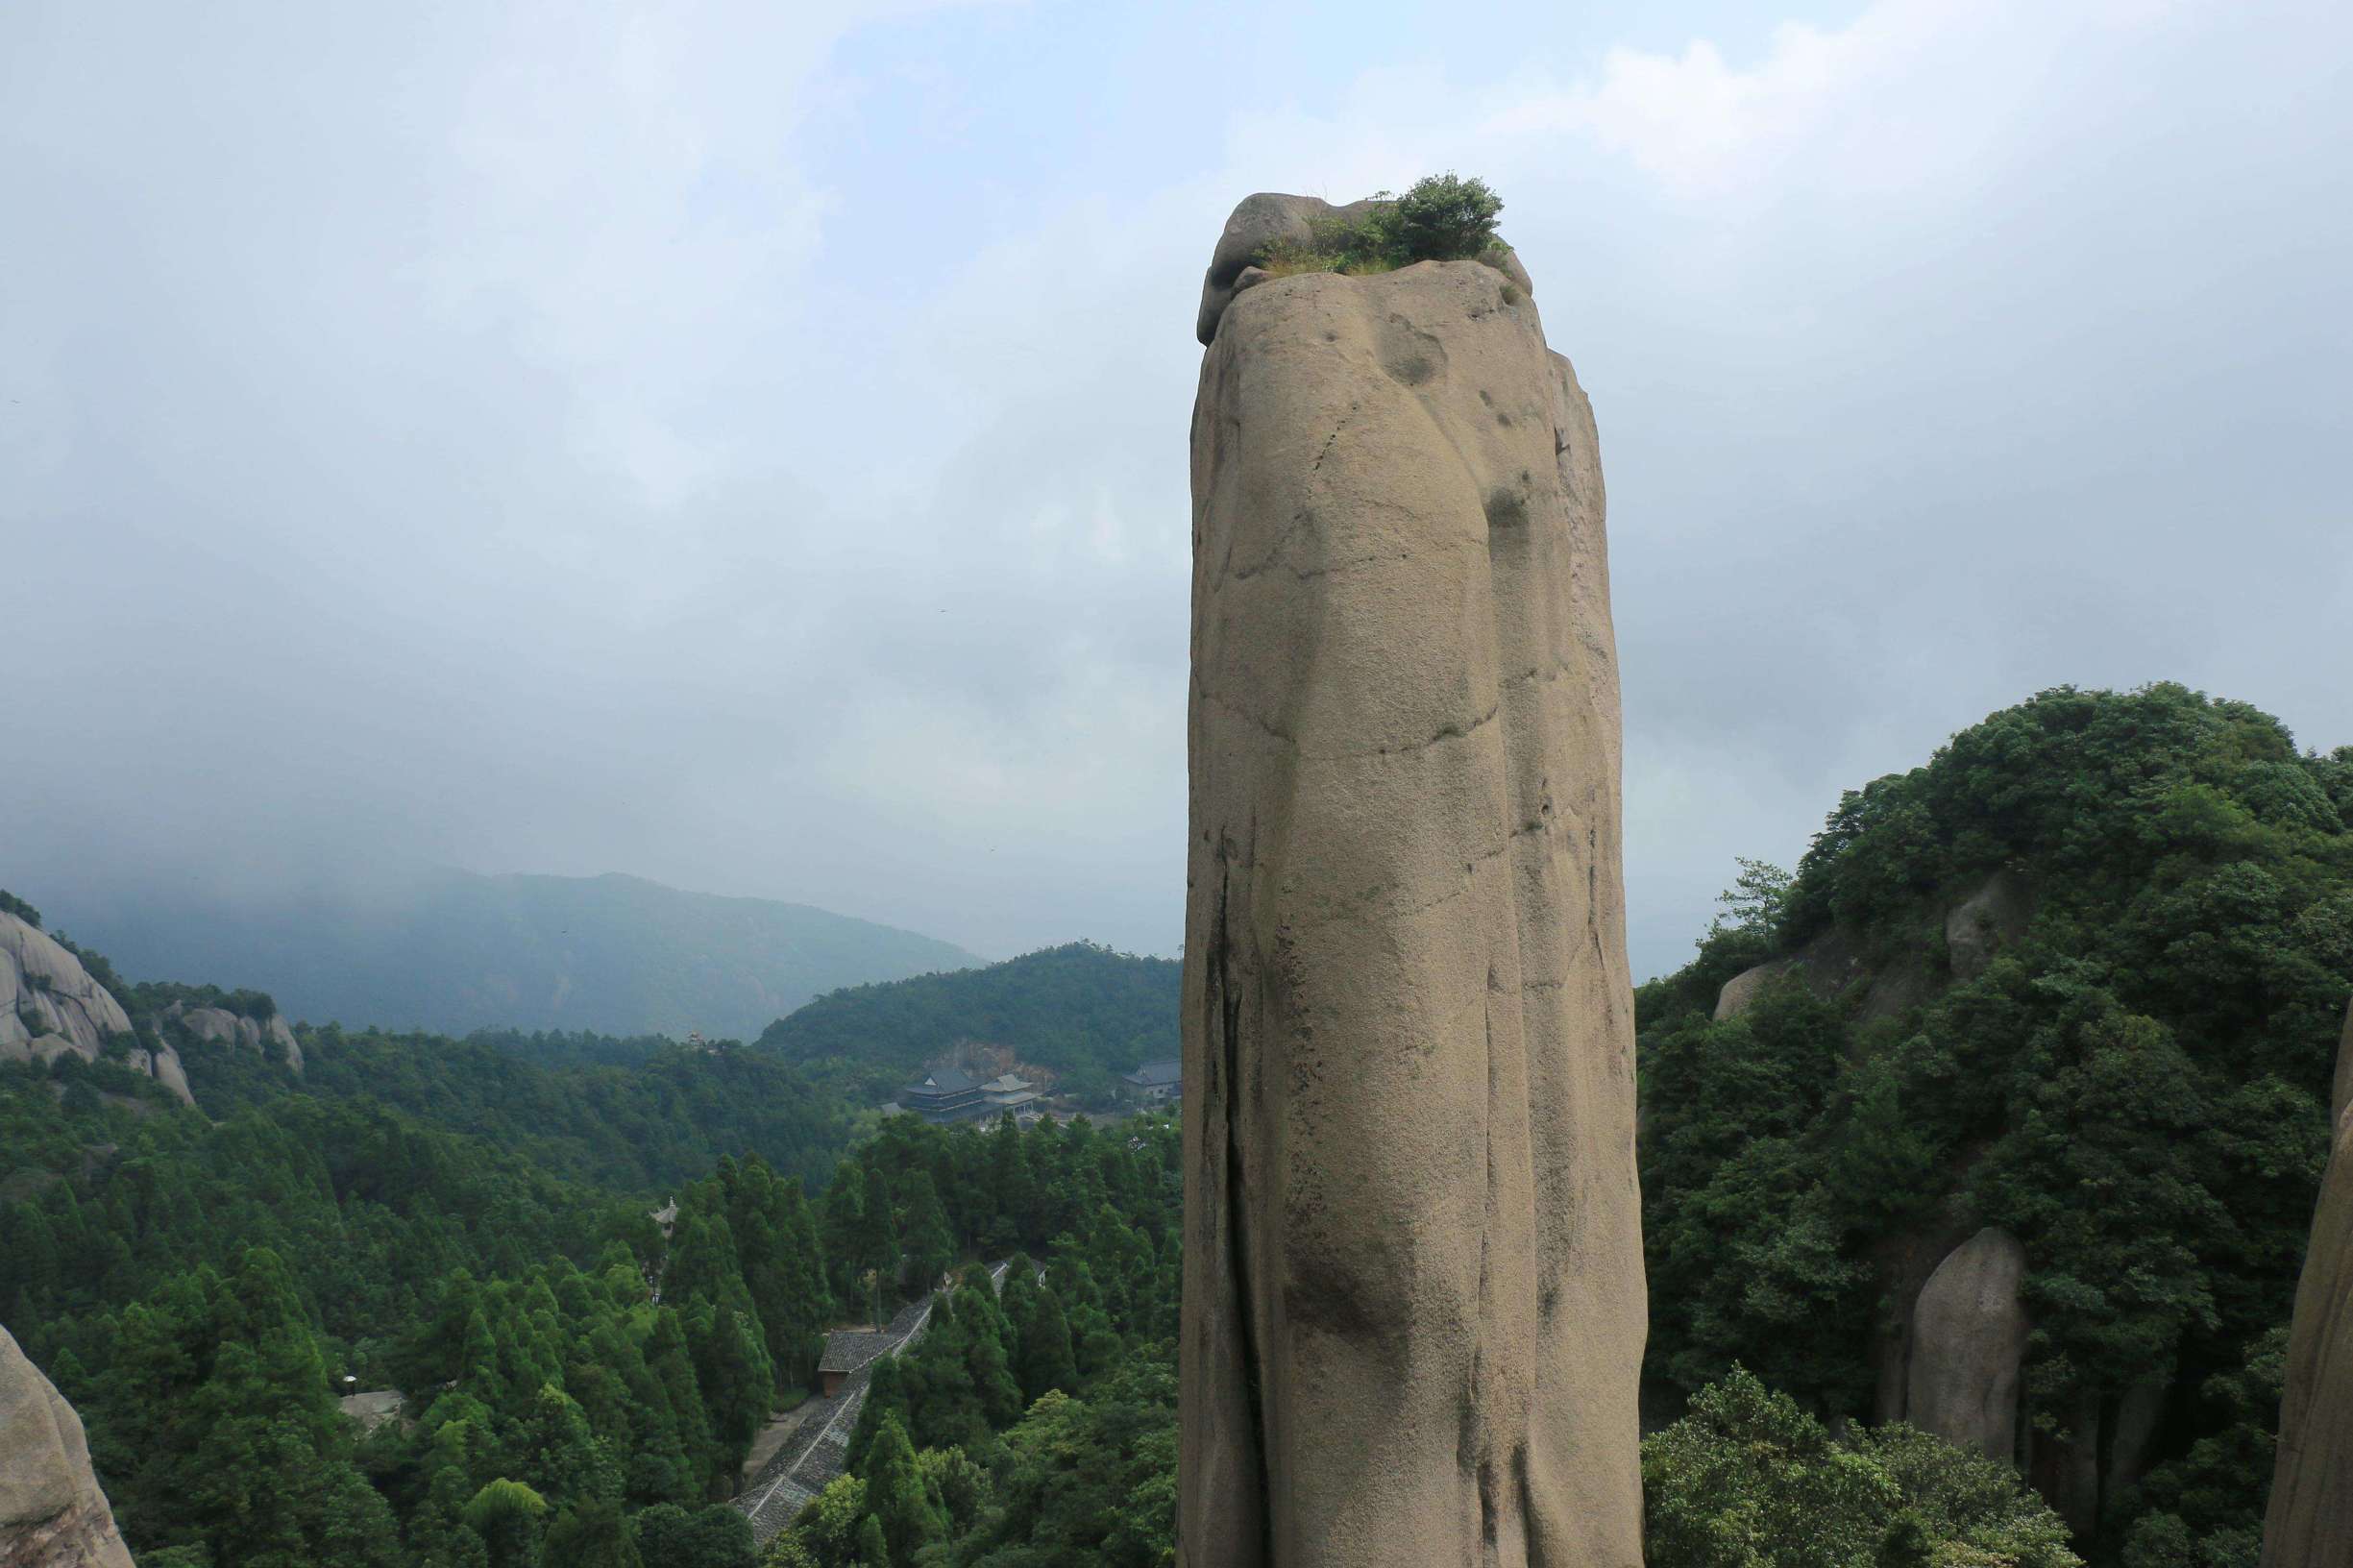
<box><xmin>32</xmin><ymin>869</ymin><xmax>978</xmax><ymax>1041</ymax></box>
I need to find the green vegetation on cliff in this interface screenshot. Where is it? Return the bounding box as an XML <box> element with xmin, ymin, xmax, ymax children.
<box><xmin>1645</xmin><ymin>1369</ymin><xmax>2078</xmax><ymax>1568</ymax></box>
<box><xmin>1639</xmin><ymin>684</ymin><xmax>2353</xmax><ymax>1564</ymax></box>
<box><xmin>1258</xmin><ymin>172</ymin><xmax>1510</xmax><ymax>278</ymax></box>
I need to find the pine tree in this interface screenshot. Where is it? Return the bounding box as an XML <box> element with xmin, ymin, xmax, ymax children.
<box><xmin>954</xmin><ymin>1282</ymin><xmax>1022</xmax><ymax>1429</ymax></box>
<box><xmin>519</xmin><ymin>1383</ymin><xmax>612</xmax><ymax>1508</ymax></box>
<box><xmin>862</xmin><ymin>1413</ymin><xmax>942</xmax><ymax>1564</ymax></box>
<box><xmin>896</xmin><ymin>1173</ymin><xmax>955</xmax><ymax>1297</ymax></box>
<box><xmin>854</xmin><ymin>1513</ymin><xmax>891</xmax><ymax>1568</ymax></box>
<box><xmin>859</xmin><ymin>1164</ymin><xmax>899</xmax><ymax>1290</ymax></box>
<box><xmin>685</xmin><ymin>1297</ymin><xmax>774</xmax><ymax>1453</ymax></box>
<box><xmin>820</xmin><ymin>1160</ymin><xmax>869</xmax><ymax>1303</ymax></box>
<box><xmin>542</xmin><ymin>1499</ymin><xmax>642</xmax><ymax>1568</ymax></box>
<box><xmin>1017</xmin><ymin>1286</ymin><xmax>1080</xmax><ymax>1402</ymax></box>
<box><xmin>460</xmin><ymin>1478</ymin><xmax>548</xmax><ymax>1568</ymax></box>
<box><xmin>844</xmin><ymin>1355</ymin><xmax>911</xmax><ymax>1477</ymax></box>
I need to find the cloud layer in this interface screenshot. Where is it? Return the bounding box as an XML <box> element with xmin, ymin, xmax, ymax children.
<box><xmin>5</xmin><ymin>0</ymin><xmax>2346</xmax><ymax>981</ymax></box>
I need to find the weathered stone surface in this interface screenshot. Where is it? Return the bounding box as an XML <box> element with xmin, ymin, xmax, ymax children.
<box><xmin>1713</xmin><ymin>921</ymin><xmax>1940</xmax><ymax>1025</ymax></box>
<box><xmin>1945</xmin><ymin>869</ymin><xmax>2033</xmax><ymax>982</ymax></box>
<box><xmin>167</xmin><ymin>1003</ymin><xmax>303</xmax><ymax>1072</ymax></box>
<box><xmin>0</xmin><ymin>917</ymin><xmax>132</xmax><ymax>1058</ymax></box>
<box><xmin>0</xmin><ymin>913</ymin><xmax>190</xmax><ymax>1108</ymax></box>
<box><xmin>0</xmin><ymin>1323</ymin><xmax>135</xmax><ymax>1568</ymax></box>
<box><xmin>1906</xmin><ymin>1227</ymin><xmax>2030</xmax><ymax>1461</ymax></box>
<box><xmin>1195</xmin><ymin>192</ymin><xmax>1380</xmax><ymax>346</ymax></box>
<box><xmin>1479</xmin><ymin>245</ymin><xmax>1535</xmax><ymax>297</ymax></box>
<box><xmin>1714</xmin><ymin>959</ymin><xmax>1793</xmax><ymax>1021</ymax></box>
<box><xmin>1180</xmin><ymin>201</ymin><xmax>1642</xmax><ymax>1567</ymax></box>
<box><xmin>2262</xmin><ymin>997</ymin><xmax>2353</xmax><ymax>1567</ymax></box>
<box><xmin>1870</xmin><ymin>1220</ymin><xmax>1980</xmax><ymax>1427</ymax></box>
<box><xmin>1193</xmin><ymin>192</ymin><xmax>1538</xmax><ymax>348</ymax></box>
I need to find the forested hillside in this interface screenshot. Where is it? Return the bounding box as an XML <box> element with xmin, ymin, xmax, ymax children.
<box><xmin>1</xmin><ymin>911</ymin><xmax>1184</xmax><ymax>1567</ymax></box>
<box><xmin>760</xmin><ymin>943</ymin><xmax>1179</xmax><ymax>1101</ymax></box>
<box><xmin>31</xmin><ymin>869</ymin><xmax>978</xmax><ymax>1042</ymax></box>
<box><xmin>1639</xmin><ymin>684</ymin><xmax>2353</xmax><ymax>1566</ymax></box>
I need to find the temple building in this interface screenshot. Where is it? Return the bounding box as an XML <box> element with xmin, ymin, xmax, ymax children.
<box><xmin>1120</xmin><ymin>1059</ymin><xmax>1182</xmax><ymax>1105</ymax></box>
<box><xmin>898</xmin><ymin>1065</ymin><xmax>987</xmax><ymax>1122</ymax></box>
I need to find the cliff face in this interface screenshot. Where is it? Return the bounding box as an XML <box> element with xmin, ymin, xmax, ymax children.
<box><xmin>1180</xmin><ymin>198</ymin><xmax>1644</xmax><ymax>1566</ymax></box>
<box><xmin>161</xmin><ymin>1002</ymin><xmax>303</xmax><ymax>1074</ymax></box>
<box><xmin>0</xmin><ymin>1324</ymin><xmax>135</xmax><ymax>1568</ymax></box>
<box><xmin>1712</xmin><ymin>870</ymin><xmax>2035</xmax><ymax>1026</ymax></box>
<box><xmin>0</xmin><ymin>913</ymin><xmax>189</xmax><ymax>1108</ymax></box>
<box><xmin>2263</xmin><ymin>996</ymin><xmax>2353</xmax><ymax>1567</ymax></box>
<box><xmin>1901</xmin><ymin>1227</ymin><xmax>2030</xmax><ymax>1460</ymax></box>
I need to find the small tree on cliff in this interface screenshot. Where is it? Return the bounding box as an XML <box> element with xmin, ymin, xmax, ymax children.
<box><xmin>1385</xmin><ymin>172</ymin><xmax>1505</xmax><ymax>260</ymax></box>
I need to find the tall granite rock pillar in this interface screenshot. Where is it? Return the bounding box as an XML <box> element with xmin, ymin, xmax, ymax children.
<box><xmin>1178</xmin><ymin>195</ymin><xmax>1646</xmax><ymax>1568</ymax></box>
<box><xmin>2263</xmin><ymin>995</ymin><xmax>2353</xmax><ymax>1567</ymax></box>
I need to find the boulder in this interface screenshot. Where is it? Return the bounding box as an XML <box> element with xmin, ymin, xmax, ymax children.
<box><xmin>148</xmin><ymin>1047</ymin><xmax>192</xmax><ymax>1107</ymax></box>
<box><xmin>1905</xmin><ymin>1227</ymin><xmax>2030</xmax><ymax>1461</ymax></box>
<box><xmin>1180</xmin><ymin>198</ymin><xmax>1642</xmax><ymax>1566</ymax></box>
<box><xmin>0</xmin><ymin>1323</ymin><xmax>135</xmax><ymax>1568</ymax></box>
<box><xmin>1714</xmin><ymin>960</ymin><xmax>1792</xmax><ymax>1021</ymax></box>
<box><xmin>1195</xmin><ymin>192</ymin><xmax>1383</xmax><ymax>346</ymax></box>
<box><xmin>164</xmin><ymin>1003</ymin><xmax>301</xmax><ymax>1073</ymax></box>
<box><xmin>2262</xmin><ymin>997</ymin><xmax>2353</xmax><ymax>1567</ymax></box>
<box><xmin>1870</xmin><ymin>1220</ymin><xmax>1981</xmax><ymax>1426</ymax></box>
<box><xmin>1712</xmin><ymin>922</ymin><xmax>1939</xmax><ymax>1026</ymax></box>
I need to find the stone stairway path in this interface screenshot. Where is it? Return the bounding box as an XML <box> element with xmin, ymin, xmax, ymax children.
<box><xmin>733</xmin><ymin>1274</ymin><xmax>1009</xmax><ymax>1545</ymax></box>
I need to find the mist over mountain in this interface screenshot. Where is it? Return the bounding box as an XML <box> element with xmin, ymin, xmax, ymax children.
<box><xmin>24</xmin><ymin>868</ymin><xmax>977</xmax><ymax>1041</ymax></box>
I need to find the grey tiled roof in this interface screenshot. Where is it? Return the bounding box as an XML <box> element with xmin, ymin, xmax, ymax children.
<box><xmin>817</xmin><ymin>1330</ymin><xmax>895</xmax><ymax>1374</ymax></box>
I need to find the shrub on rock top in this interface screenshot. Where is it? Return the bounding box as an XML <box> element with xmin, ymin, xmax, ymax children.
<box><xmin>1259</xmin><ymin>172</ymin><xmax>1508</xmax><ymax>276</ymax></box>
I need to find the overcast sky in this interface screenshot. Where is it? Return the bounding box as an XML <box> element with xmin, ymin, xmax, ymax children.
<box><xmin>4</xmin><ymin>0</ymin><xmax>2347</xmax><ymax>981</ymax></box>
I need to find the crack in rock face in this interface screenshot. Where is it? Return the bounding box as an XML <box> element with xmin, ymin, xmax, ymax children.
<box><xmin>1179</xmin><ymin>193</ymin><xmax>1644</xmax><ymax>1568</ymax></box>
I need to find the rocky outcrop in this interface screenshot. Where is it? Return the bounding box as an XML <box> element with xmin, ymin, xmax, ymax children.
<box><xmin>0</xmin><ymin>1324</ymin><xmax>135</xmax><ymax>1568</ymax></box>
<box><xmin>1713</xmin><ymin>870</ymin><xmax>2035</xmax><ymax>1022</ymax></box>
<box><xmin>0</xmin><ymin>913</ymin><xmax>189</xmax><ymax>1108</ymax></box>
<box><xmin>1903</xmin><ymin>1227</ymin><xmax>2031</xmax><ymax>1460</ymax></box>
<box><xmin>1712</xmin><ymin>959</ymin><xmax>1795</xmax><ymax>1021</ymax></box>
<box><xmin>162</xmin><ymin>1003</ymin><xmax>302</xmax><ymax>1073</ymax></box>
<box><xmin>2262</xmin><ymin>996</ymin><xmax>2353</xmax><ymax>1567</ymax></box>
<box><xmin>0</xmin><ymin>917</ymin><xmax>133</xmax><ymax>1058</ymax></box>
<box><xmin>1180</xmin><ymin>196</ymin><xmax>1643</xmax><ymax>1566</ymax></box>
<box><xmin>1944</xmin><ymin>869</ymin><xmax>2033</xmax><ymax>982</ymax></box>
